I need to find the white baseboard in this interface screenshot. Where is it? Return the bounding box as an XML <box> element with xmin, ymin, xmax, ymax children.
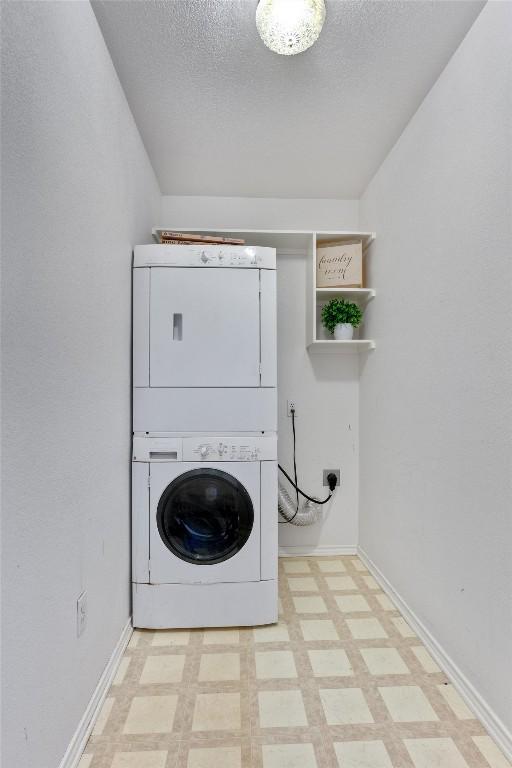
<box><xmin>357</xmin><ymin>547</ymin><xmax>512</xmax><ymax>762</ymax></box>
<box><xmin>279</xmin><ymin>544</ymin><xmax>357</xmax><ymax>557</ymax></box>
<box><xmin>58</xmin><ymin>619</ymin><xmax>133</xmax><ymax>768</ymax></box>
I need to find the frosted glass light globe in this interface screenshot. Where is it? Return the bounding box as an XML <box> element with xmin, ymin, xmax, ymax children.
<box><xmin>256</xmin><ymin>0</ymin><xmax>326</xmax><ymax>56</ymax></box>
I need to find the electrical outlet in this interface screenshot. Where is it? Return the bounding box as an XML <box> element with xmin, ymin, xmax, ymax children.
<box><xmin>287</xmin><ymin>400</ymin><xmax>297</xmax><ymax>417</ymax></box>
<box><xmin>323</xmin><ymin>469</ymin><xmax>340</xmax><ymax>487</ymax></box>
<box><xmin>77</xmin><ymin>591</ymin><xmax>87</xmax><ymax>637</ymax></box>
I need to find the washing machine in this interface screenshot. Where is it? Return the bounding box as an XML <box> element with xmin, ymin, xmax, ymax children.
<box><xmin>132</xmin><ymin>433</ymin><xmax>278</xmax><ymax>628</ymax></box>
<box><xmin>133</xmin><ymin>244</ymin><xmax>277</xmax><ymax>434</ymax></box>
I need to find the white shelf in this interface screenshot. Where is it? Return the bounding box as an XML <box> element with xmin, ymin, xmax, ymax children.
<box><xmin>315</xmin><ymin>231</ymin><xmax>375</xmax><ymax>250</ymax></box>
<box><xmin>307</xmin><ymin>340</ymin><xmax>375</xmax><ymax>354</ymax></box>
<box><xmin>152</xmin><ymin>228</ymin><xmax>314</xmax><ymax>252</ymax></box>
<box><xmin>316</xmin><ymin>287</ymin><xmax>375</xmax><ymax>301</ymax></box>
<box><xmin>152</xmin><ymin>228</ymin><xmax>376</xmax><ymax>255</ymax></box>
<box><xmin>306</xmin><ymin>231</ymin><xmax>376</xmax><ymax>352</ymax></box>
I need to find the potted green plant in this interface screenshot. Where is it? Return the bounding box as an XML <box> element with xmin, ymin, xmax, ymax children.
<box><xmin>321</xmin><ymin>298</ymin><xmax>363</xmax><ymax>340</ymax></box>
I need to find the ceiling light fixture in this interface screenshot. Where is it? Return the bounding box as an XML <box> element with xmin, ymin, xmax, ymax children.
<box><xmin>256</xmin><ymin>0</ymin><xmax>326</xmax><ymax>56</ymax></box>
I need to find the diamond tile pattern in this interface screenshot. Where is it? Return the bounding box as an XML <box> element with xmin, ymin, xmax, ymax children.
<box><xmin>81</xmin><ymin>556</ymin><xmax>510</xmax><ymax>767</ymax></box>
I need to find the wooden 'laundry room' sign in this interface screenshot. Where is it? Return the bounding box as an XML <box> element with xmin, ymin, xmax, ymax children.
<box><xmin>316</xmin><ymin>241</ymin><xmax>363</xmax><ymax>288</ymax></box>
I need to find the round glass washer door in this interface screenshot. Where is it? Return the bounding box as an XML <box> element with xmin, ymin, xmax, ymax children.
<box><xmin>156</xmin><ymin>468</ymin><xmax>254</xmax><ymax>565</ymax></box>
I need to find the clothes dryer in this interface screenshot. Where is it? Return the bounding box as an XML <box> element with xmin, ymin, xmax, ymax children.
<box><xmin>133</xmin><ymin>244</ymin><xmax>277</xmax><ymax>434</ymax></box>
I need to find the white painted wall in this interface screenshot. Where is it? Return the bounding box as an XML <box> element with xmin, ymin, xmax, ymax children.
<box><xmin>1</xmin><ymin>3</ymin><xmax>160</xmax><ymax>767</ymax></box>
<box><xmin>359</xmin><ymin>0</ymin><xmax>512</xmax><ymax>747</ymax></box>
<box><xmin>160</xmin><ymin>196</ymin><xmax>360</xmax><ymax>551</ymax></box>
<box><xmin>160</xmin><ymin>195</ymin><xmax>359</xmax><ymax>233</ymax></box>
<box><xmin>276</xmin><ymin>255</ymin><xmax>359</xmax><ymax>552</ymax></box>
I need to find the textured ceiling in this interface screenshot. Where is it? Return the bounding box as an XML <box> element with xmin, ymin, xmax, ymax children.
<box><xmin>92</xmin><ymin>0</ymin><xmax>484</xmax><ymax>199</ymax></box>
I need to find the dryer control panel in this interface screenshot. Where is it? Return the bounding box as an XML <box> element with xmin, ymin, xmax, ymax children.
<box><xmin>134</xmin><ymin>244</ymin><xmax>276</xmax><ymax>270</ymax></box>
<box><xmin>133</xmin><ymin>434</ymin><xmax>277</xmax><ymax>462</ymax></box>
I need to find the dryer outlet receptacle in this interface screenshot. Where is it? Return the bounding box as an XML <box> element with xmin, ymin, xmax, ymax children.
<box><xmin>323</xmin><ymin>469</ymin><xmax>340</xmax><ymax>488</ymax></box>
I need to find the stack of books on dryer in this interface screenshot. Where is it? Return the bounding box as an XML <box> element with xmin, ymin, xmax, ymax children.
<box><xmin>154</xmin><ymin>229</ymin><xmax>245</xmax><ymax>245</ymax></box>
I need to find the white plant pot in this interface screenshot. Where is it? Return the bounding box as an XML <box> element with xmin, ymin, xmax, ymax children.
<box><xmin>334</xmin><ymin>323</ymin><xmax>354</xmax><ymax>340</ymax></box>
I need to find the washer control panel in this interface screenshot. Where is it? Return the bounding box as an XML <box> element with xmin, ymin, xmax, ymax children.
<box><xmin>190</xmin><ymin>440</ymin><xmax>260</xmax><ymax>462</ymax></box>
<box><xmin>133</xmin><ymin>434</ymin><xmax>277</xmax><ymax>462</ymax></box>
<box><xmin>184</xmin><ymin>437</ymin><xmax>274</xmax><ymax>461</ymax></box>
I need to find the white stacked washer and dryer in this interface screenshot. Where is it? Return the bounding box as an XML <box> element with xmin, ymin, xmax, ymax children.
<box><xmin>131</xmin><ymin>243</ymin><xmax>278</xmax><ymax>628</ymax></box>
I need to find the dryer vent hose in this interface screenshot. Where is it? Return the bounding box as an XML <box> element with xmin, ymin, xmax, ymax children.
<box><xmin>277</xmin><ymin>408</ymin><xmax>338</xmax><ymax>526</ymax></box>
<box><xmin>278</xmin><ymin>481</ymin><xmax>322</xmax><ymax>526</ymax></box>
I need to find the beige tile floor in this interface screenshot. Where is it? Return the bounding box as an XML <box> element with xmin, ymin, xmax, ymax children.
<box><xmin>81</xmin><ymin>556</ymin><xmax>511</xmax><ymax>768</ymax></box>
